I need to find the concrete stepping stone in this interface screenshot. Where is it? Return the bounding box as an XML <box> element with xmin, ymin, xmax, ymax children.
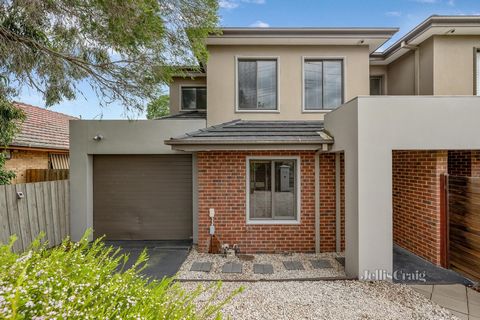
<box><xmin>335</xmin><ymin>257</ymin><xmax>345</xmax><ymax>266</ymax></box>
<box><xmin>190</xmin><ymin>262</ymin><xmax>212</xmax><ymax>272</ymax></box>
<box><xmin>310</xmin><ymin>259</ymin><xmax>333</xmax><ymax>269</ymax></box>
<box><xmin>254</xmin><ymin>263</ymin><xmax>274</xmax><ymax>274</ymax></box>
<box><xmin>222</xmin><ymin>262</ymin><xmax>242</xmax><ymax>273</ymax></box>
<box><xmin>283</xmin><ymin>261</ymin><xmax>304</xmax><ymax>270</ymax></box>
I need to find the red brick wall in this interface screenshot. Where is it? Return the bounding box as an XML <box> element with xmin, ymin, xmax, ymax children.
<box><xmin>197</xmin><ymin>150</ymin><xmax>340</xmax><ymax>253</ymax></box>
<box><xmin>392</xmin><ymin>150</ymin><xmax>447</xmax><ymax>265</ymax></box>
<box><xmin>448</xmin><ymin>150</ymin><xmax>472</xmax><ymax>176</ymax></box>
<box><xmin>472</xmin><ymin>151</ymin><xmax>480</xmax><ymax>177</ymax></box>
<box><xmin>4</xmin><ymin>149</ymin><xmax>49</xmax><ymax>184</ymax></box>
<box><xmin>319</xmin><ymin>153</ymin><xmax>336</xmax><ymax>252</ymax></box>
<box><xmin>340</xmin><ymin>152</ymin><xmax>345</xmax><ymax>252</ymax></box>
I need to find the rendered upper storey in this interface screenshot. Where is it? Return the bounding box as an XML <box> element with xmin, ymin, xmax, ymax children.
<box><xmin>168</xmin><ymin>15</ymin><xmax>480</xmax><ymax>125</ymax></box>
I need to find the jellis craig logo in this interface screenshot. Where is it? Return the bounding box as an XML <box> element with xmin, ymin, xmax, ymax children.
<box><xmin>361</xmin><ymin>269</ymin><xmax>427</xmax><ymax>282</ymax></box>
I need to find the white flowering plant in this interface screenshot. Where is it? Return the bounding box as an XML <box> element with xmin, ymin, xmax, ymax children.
<box><xmin>0</xmin><ymin>231</ymin><xmax>241</xmax><ymax>319</ymax></box>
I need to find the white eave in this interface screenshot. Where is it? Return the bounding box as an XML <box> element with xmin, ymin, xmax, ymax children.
<box><xmin>371</xmin><ymin>15</ymin><xmax>480</xmax><ymax>65</ymax></box>
<box><xmin>207</xmin><ymin>28</ymin><xmax>399</xmax><ymax>54</ymax></box>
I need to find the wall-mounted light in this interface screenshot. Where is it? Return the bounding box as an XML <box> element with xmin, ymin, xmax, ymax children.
<box><xmin>93</xmin><ymin>134</ymin><xmax>104</xmax><ymax>141</ymax></box>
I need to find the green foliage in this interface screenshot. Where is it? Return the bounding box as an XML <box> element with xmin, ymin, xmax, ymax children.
<box><xmin>0</xmin><ymin>0</ymin><xmax>219</xmax><ymax>111</ymax></box>
<box><xmin>146</xmin><ymin>94</ymin><xmax>170</xmax><ymax>119</ymax></box>
<box><xmin>0</xmin><ymin>99</ymin><xmax>25</xmax><ymax>185</ymax></box>
<box><xmin>0</xmin><ymin>231</ymin><xmax>242</xmax><ymax>319</ymax></box>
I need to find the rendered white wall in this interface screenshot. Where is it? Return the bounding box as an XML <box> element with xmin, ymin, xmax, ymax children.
<box><xmin>325</xmin><ymin>96</ymin><xmax>480</xmax><ymax>279</ymax></box>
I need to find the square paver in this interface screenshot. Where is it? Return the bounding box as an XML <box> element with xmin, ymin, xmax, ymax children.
<box><xmin>335</xmin><ymin>257</ymin><xmax>345</xmax><ymax>266</ymax></box>
<box><xmin>431</xmin><ymin>284</ymin><xmax>468</xmax><ymax>314</ymax></box>
<box><xmin>310</xmin><ymin>259</ymin><xmax>333</xmax><ymax>269</ymax></box>
<box><xmin>190</xmin><ymin>262</ymin><xmax>212</xmax><ymax>272</ymax></box>
<box><xmin>468</xmin><ymin>288</ymin><xmax>480</xmax><ymax>317</ymax></box>
<box><xmin>222</xmin><ymin>262</ymin><xmax>242</xmax><ymax>273</ymax></box>
<box><xmin>410</xmin><ymin>285</ymin><xmax>433</xmax><ymax>299</ymax></box>
<box><xmin>283</xmin><ymin>261</ymin><xmax>304</xmax><ymax>271</ymax></box>
<box><xmin>253</xmin><ymin>263</ymin><xmax>274</xmax><ymax>274</ymax></box>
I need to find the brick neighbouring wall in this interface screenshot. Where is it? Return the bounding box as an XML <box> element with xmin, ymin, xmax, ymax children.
<box><xmin>392</xmin><ymin>150</ymin><xmax>447</xmax><ymax>265</ymax></box>
<box><xmin>197</xmin><ymin>150</ymin><xmax>340</xmax><ymax>253</ymax></box>
<box><xmin>4</xmin><ymin>149</ymin><xmax>49</xmax><ymax>184</ymax></box>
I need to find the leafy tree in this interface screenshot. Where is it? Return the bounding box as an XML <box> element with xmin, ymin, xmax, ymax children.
<box><xmin>0</xmin><ymin>0</ymin><xmax>219</xmax><ymax>111</ymax></box>
<box><xmin>0</xmin><ymin>0</ymin><xmax>218</xmax><ymax>182</ymax></box>
<box><xmin>146</xmin><ymin>94</ymin><xmax>170</xmax><ymax>119</ymax></box>
<box><xmin>0</xmin><ymin>98</ymin><xmax>25</xmax><ymax>184</ymax></box>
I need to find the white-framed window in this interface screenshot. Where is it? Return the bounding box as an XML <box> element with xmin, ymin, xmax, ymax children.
<box><xmin>303</xmin><ymin>58</ymin><xmax>343</xmax><ymax>111</ymax></box>
<box><xmin>180</xmin><ymin>86</ymin><xmax>206</xmax><ymax>111</ymax></box>
<box><xmin>236</xmin><ymin>57</ymin><xmax>278</xmax><ymax>111</ymax></box>
<box><xmin>246</xmin><ymin>156</ymin><xmax>301</xmax><ymax>225</ymax></box>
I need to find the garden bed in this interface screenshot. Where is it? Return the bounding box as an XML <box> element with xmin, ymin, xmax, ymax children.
<box><xmin>177</xmin><ymin>248</ymin><xmax>346</xmax><ymax>281</ymax></box>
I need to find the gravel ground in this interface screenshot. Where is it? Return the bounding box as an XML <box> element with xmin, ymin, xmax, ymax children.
<box><xmin>177</xmin><ymin>249</ymin><xmax>346</xmax><ymax>280</ymax></box>
<box><xmin>181</xmin><ymin>281</ymin><xmax>458</xmax><ymax>320</ymax></box>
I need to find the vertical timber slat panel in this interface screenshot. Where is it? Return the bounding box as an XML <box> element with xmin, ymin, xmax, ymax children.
<box><xmin>0</xmin><ymin>186</ymin><xmax>10</xmax><ymax>245</ymax></box>
<box><xmin>5</xmin><ymin>184</ymin><xmax>23</xmax><ymax>252</ymax></box>
<box><xmin>448</xmin><ymin>175</ymin><xmax>480</xmax><ymax>281</ymax></box>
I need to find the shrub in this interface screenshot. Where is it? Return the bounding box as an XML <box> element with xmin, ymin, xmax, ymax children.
<box><xmin>0</xmin><ymin>232</ymin><xmax>241</xmax><ymax>319</ymax></box>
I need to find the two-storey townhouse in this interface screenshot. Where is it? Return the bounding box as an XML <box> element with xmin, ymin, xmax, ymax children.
<box><xmin>70</xmin><ymin>15</ymin><xmax>480</xmax><ymax>280</ymax></box>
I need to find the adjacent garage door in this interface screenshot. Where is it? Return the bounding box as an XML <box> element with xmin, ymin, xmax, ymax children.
<box><xmin>93</xmin><ymin>155</ymin><xmax>192</xmax><ymax>240</ymax></box>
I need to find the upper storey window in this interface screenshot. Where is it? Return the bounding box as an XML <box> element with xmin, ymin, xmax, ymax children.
<box><xmin>237</xmin><ymin>58</ymin><xmax>278</xmax><ymax>111</ymax></box>
<box><xmin>181</xmin><ymin>86</ymin><xmax>206</xmax><ymax>111</ymax></box>
<box><xmin>303</xmin><ymin>59</ymin><xmax>343</xmax><ymax>111</ymax></box>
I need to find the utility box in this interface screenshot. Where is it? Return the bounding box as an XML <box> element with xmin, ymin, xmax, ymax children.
<box><xmin>279</xmin><ymin>165</ymin><xmax>290</xmax><ymax>192</ymax></box>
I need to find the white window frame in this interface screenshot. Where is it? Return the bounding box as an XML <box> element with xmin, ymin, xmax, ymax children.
<box><xmin>235</xmin><ymin>56</ymin><xmax>281</xmax><ymax>113</ymax></box>
<box><xmin>301</xmin><ymin>56</ymin><xmax>346</xmax><ymax>113</ymax></box>
<box><xmin>246</xmin><ymin>156</ymin><xmax>301</xmax><ymax>225</ymax></box>
<box><xmin>179</xmin><ymin>85</ymin><xmax>207</xmax><ymax>112</ymax></box>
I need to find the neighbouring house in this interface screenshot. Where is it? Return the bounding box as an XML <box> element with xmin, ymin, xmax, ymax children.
<box><xmin>5</xmin><ymin>102</ymin><xmax>77</xmax><ymax>184</ymax></box>
<box><xmin>70</xmin><ymin>15</ymin><xmax>480</xmax><ymax>280</ymax></box>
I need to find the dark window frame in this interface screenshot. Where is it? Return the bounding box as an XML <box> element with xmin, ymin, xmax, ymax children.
<box><xmin>303</xmin><ymin>58</ymin><xmax>344</xmax><ymax>111</ymax></box>
<box><xmin>180</xmin><ymin>86</ymin><xmax>207</xmax><ymax>111</ymax></box>
<box><xmin>236</xmin><ymin>57</ymin><xmax>279</xmax><ymax>112</ymax></box>
<box><xmin>247</xmin><ymin>158</ymin><xmax>299</xmax><ymax>223</ymax></box>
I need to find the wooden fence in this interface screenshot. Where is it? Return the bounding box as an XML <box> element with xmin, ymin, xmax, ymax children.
<box><xmin>447</xmin><ymin>175</ymin><xmax>480</xmax><ymax>281</ymax></box>
<box><xmin>0</xmin><ymin>180</ymin><xmax>69</xmax><ymax>252</ymax></box>
<box><xmin>26</xmin><ymin>169</ymin><xmax>69</xmax><ymax>183</ymax></box>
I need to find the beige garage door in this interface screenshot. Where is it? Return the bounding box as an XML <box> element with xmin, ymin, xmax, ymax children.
<box><xmin>93</xmin><ymin>155</ymin><xmax>192</xmax><ymax>240</ymax></box>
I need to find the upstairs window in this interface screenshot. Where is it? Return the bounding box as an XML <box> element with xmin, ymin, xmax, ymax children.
<box><xmin>370</xmin><ymin>76</ymin><xmax>383</xmax><ymax>95</ymax></box>
<box><xmin>303</xmin><ymin>59</ymin><xmax>343</xmax><ymax>111</ymax></box>
<box><xmin>237</xmin><ymin>58</ymin><xmax>278</xmax><ymax>111</ymax></box>
<box><xmin>181</xmin><ymin>86</ymin><xmax>206</xmax><ymax>111</ymax></box>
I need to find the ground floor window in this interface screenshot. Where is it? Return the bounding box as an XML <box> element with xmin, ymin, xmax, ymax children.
<box><xmin>247</xmin><ymin>157</ymin><xmax>299</xmax><ymax>223</ymax></box>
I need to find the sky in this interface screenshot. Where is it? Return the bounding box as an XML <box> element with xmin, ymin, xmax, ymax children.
<box><xmin>17</xmin><ymin>0</ymin><xmax>480</xmax><ymax>120</ymax></box>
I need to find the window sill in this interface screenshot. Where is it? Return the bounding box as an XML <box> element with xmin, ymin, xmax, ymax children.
<box><xmin>246</xmin><ymin>219</ymin><xmax>301</xmax><ymax>225</ymax></box>
<box><xmin>302</xmin><ymin>109</ymin><xmax>334</xmax><ymax>113</ymax></box>
<box><xmin>235</xmin><ymin>109</ymin><xmax>280</xmax><ymax>113</ymax></box>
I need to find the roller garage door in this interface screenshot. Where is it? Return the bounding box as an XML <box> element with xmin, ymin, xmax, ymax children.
<box><xmin>93</xmin><ymin>155</ymin><xmax>192</xmax><ymax>240</ymax></box>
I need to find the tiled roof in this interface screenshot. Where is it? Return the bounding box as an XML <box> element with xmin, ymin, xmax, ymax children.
<box><xmin>10</xmin><ymin>102</ymin><xmax>78</xmax><ymax>150</ymax></box>
<box><xmin>165</xmin><ymin>120</ymin><xmax>333</xmax><ymax>145</ymax></box>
